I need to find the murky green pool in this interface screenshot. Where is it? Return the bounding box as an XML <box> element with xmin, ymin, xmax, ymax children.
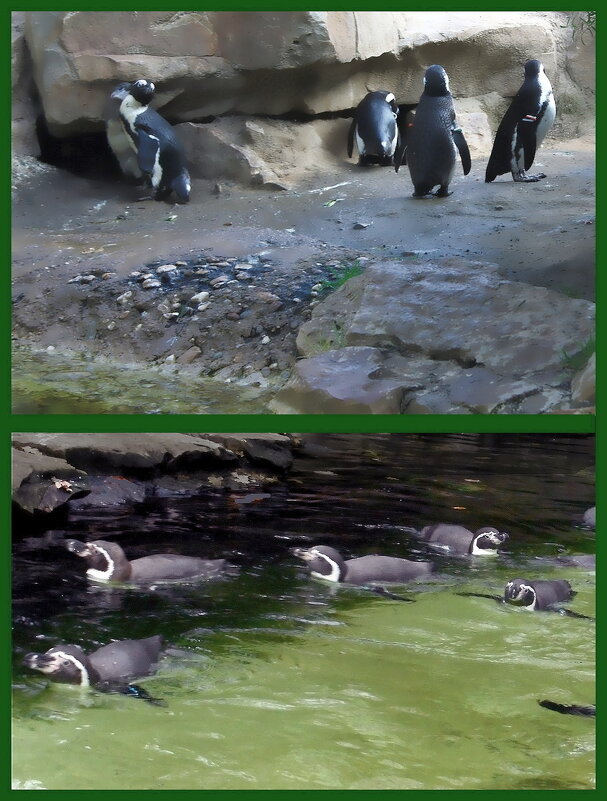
<box><xmin>12</xmin><ymin>435</ymin><xmax>595</xmax><ymax>789</ymax></box>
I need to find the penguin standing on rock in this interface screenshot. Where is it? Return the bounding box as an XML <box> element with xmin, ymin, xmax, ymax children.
<box><xmin>485</xmin><ymin>59</ymin><xmax>556</xmax><ymax>183</ymax></box>
<box><xmin>348</xmin><ymin>91</ymin><xmax>400</xmax><ymax>166</ymax></box>
<box><xmin>116</xmin><ymin>79</ymin><xmax>190</xmax><ymax>202</ymax></box>
<box><xmin>395</xmin><ymin>64</ymin><xmax>470</xmax><ymax>197</ymax></box>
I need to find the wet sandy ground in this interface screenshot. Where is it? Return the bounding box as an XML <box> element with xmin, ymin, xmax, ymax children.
<box><xmin>13</xmin><ymin>135</ymin><xmax>594</xmax><ymax>300</ymax></box>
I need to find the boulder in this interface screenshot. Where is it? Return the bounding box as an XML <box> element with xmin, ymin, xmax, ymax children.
<box><xmin>271</xmin><ymin>257</ymin><xmax>595</xmax><ymax>414</ymax></box>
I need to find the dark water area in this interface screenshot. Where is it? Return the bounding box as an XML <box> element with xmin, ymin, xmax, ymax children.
<box><xmin>12</xmin><ymin>434</ymin><xmax>595</xmax><ymax>790</ymax></box>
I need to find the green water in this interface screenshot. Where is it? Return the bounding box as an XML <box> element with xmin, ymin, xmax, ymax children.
<box><xmin>12</xmin><ymin>346</ymin><xmax>272</xmax><ymax>414</ymax></box>
<box><xmin>12</xmin><ymin>571</ymin><xmax>594</xmax><ymax>790</ymax></box>
<box><xmin>12</xmin><ymin>434</ymin><xmax>595</xmax><ymax>789</ymax></box>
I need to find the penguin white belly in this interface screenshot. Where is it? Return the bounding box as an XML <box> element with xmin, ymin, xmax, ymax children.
<box><xmin>149</xmin><ymin>135</ymin><xmax>162</xmax><ymax>188</ymax></box>
<box><xmin>106</xmin><ymin>119</ymin><xmax>142</xmax><ymax>178</ymax></box>
<box><xmin>535</xmin><ymin>93</ymin><xmax>556</xmax><ymax>148</ymax></box>
<box><xmin>355</xmin><ymin>128</ymin><xmax>366</xmax><ymax>157</ymax></box>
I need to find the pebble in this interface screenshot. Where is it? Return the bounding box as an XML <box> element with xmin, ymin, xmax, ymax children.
<box><xmin>67</xmin><ymin>274</ymin><xmax>96</xmax><ymax>284</ymax></box>
<box><xmin>156</xmin><ymin>264</ymin><xmax>178</xmax><ymax>274</ymax></box>
<box><xmin>116</xmin><ymin>291</ymin><xmax>133</xmax><ymax>305</ymax></box>
<box><xmin>210</xmin><ymin>275</ymin><xmax>230</xmax><ymax>288</ymax></box>
<box><xmin>164</xmin><ymin>354</ymin><xmax>176</xmax><ymax>363</ymax></box>
<box><xmin>261</xmin><ymin>335</ymin><xmax>270</xmax><ymax>345</ymax></box>
<box><xmin>107</xmin><ymin>321</ymin><xmax>116</xmax><ymax>331</ymax></box>
<box><xmin>142</xmin><ymin>278</ymin><xmax>162</xmax><ymax>290</ymax></box>
<box><xmin>190</xmin><ymin>290</ymin><xmax>210</xmax><ymax>304</ymax></box>
<box><xmin>353</xmin><ymin>222</ymin><xmax>371</xmax><ymax>229</ymax></box>
<box><xmin>197</xmin><ymin>302</ymin><xmax>210</xmax><ymax>312</ymax></box>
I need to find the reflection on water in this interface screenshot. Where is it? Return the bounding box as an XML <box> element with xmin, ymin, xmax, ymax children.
<box><xmin>12</xmin><ymin>434</ymin><xmax>595</xmax><ymax>789</ymax></box>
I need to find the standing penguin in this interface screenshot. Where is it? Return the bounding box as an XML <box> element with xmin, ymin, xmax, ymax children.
<box><xmin>485</xmin><ymin>59</ymin><xmax>556</xmax><ymax>183</ymax></box>
<box><xmin>118</xmin><ymin>79</ymin><xmax>190</xmax><ymax>202</ymax></box>
<box><xmin>395</xmin><ymin>64</ymin><xmax>470</xmax><ymax>197</ymax></box>
<box><xmin>348</xmin><ymin>91</ymin><xmax>400</xmax><ymax>166</ymax></box>
<box><xmin>105</xmin><ymin>82</ymin><xmax>143</xmax><ymax>180</ymax></box>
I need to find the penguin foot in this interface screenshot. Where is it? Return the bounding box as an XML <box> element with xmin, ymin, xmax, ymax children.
<box><xmin>434</xmin><ymin>187</ymin><xmax>452</xmax><ymax>197</ymax></box>
<box><xmin>512</xmin><ymin>171</ymin><xmax>546</xmax><ymax>182</ymax></box>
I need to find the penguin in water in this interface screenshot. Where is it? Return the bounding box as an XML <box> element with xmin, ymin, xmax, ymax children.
<box><xmin>117</xmin><ymin>79</ymin><xmax>190</xmax><ymax>202</ymax></box>
<box><xmin>418</xmin><ymin>524</ymin><xmax>508</xmax><ymax>555</ymax></box>
<box><xmin>292</xmin><ymin>544</ymin><xmax>434</xmax><ymax>585</ymax></box>
<box><xmin>504</xmin><ymin>578</ymin><xmax>575</xmax><ymax>611</ymax></box>
<box><xmin>105</xmin><ymin>82</ymin><xmax>143</xmax><ymax>180</ymax></box>
<box><xmin>348</xmin><ymin>91</ymin><xmax>400</xmax><ymax>166</ymax></box>
<box><xmin>65</xmin><ymin>538</ymin><xmax>227</xmax><ymax>583</ymax></box>
<box><xmin>395</xmin><ymin>64</ymin><xmax>471</xmax><ymax>197</ymax></box>
<box><xmin>538</xmin><ymin>699</ymin><xmax>595</xmax><ymax>718</ymax></box>
<box><xmin>485</xmin><ymin>59</ymin><xmax>556</xmax><ymax>183</ymax></box>
<box><xmin>23</xmin><ymin>635</ymin><xmax>165</xmax><ymax>704</ymax></box>
<box><xmin>457</xmin><ymin>577</ymin><xmax>593</xmax><ymax>619</ymax></box>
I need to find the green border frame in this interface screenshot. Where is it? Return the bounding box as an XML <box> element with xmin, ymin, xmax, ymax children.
<box><xmin>7</xmin><ymin>4</ymin><xmax>600</xmax><ymax>796</ymax></box>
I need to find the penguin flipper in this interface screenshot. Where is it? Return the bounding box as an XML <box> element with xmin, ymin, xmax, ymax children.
<box><xmin>393</xmin><ymin>138</ymin><xmax>407</xmax><ymax>173</ymax></box>
<box><xmin>135</xmin><ymin>128</ymin><xmax>161</xmax><ymax>175</ymax></box>
<box><xmin>453</xmin><ymin>127</ymin><xmax>471</xmax><ymax>175</ymax></box>
<box><xmin>347</xmin><ymin>119</ymin><xmax>356</xmax><ymax>159</ymax></box>
<box><xmin>517</xmin><ymin>119</ymin><xmax>537</xmax><ymax>171</ymax></box>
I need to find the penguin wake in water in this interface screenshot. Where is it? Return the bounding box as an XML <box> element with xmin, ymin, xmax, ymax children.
<box><xmin>395</xmin><ymin>64</ymin><xmax>470</xmax><ymax>197</ymax></box>
<box><xmin>66</xmin><ymin>538</ymin><xmax>227</xmax><ymax>584</ymax></box>
<box><xmin>485</xmin><ymin>59</ymin><xmax>556</xmax><ymax>183</ymax></box>
<box><xmin>105</xmin><ymin>82</ymin><xmax>143</xmax><ymax>181</ymax></box>
<box><xmin>292</xmin><ymin>544</ymin><xmax>434</xmax><ymax>600</ymax></box>
<box><xmin>457</xmin><ymin>577</ymin><xmax>594</xmax><ymax>619</ymax></box>
<box><xmin>116</xmin><ymin>78</ymin><xmax>190</xmax><ymax>202</ymax></box>
<box><xmin>23</xmin><ymin>635</ymin><xmax>165</xmax><ymax>705</ymax></box>
<box><xmin>348</xmin><ymin>91</ymin><xmax>400</xmax><ymax>166</ymax></box>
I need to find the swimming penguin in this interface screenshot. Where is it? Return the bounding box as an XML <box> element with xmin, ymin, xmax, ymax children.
<box><xmin>348</xmin><ymin>91</ymin><xmax>400</xmax><ymax>166</ymax></box>
<box><xmin>117</xmin><ymin>79</ymin><xmax>190</xmax><ymax>202</ymax></box>
<box><xmin>418</xmin><ymin>524</ymin><xmax>508</xmax><ymax>555</ymax></box>
<box><xmin>504</xmin><ymin>578</ymin><xmax>574</xmax><ymax>610</ymax></box>
<box><xmin>292</xmin><ymin>544</ymin><xmax>434</xmax><ymax>585</ymax></box>
<box><xmin>105</xmin><ymin>82</ymin><xmax>143</xmax><ymax>180</ymax></box>
<box><xmin>485</xmin><ymin>59</ymin><xmax>556</xmax><ymax>183</ymax></box>
<box><xmin>395</xmin><ymin>64</ymin><xmax>470</xmax><ymax>197</ymax></box>
<box><xmin>538</xmin><ymin>699</ymin><xmax>596</xmax><ymax>718</ymax></box>
<box><xmin>23</xmin><ymin>635</ymin><xmax>163</xmax><ymax>688</ymax></box>
<box><xmin>65</xmin><ymin>538</ymin><xmax>226</xmax><ymax>583</ymax></box>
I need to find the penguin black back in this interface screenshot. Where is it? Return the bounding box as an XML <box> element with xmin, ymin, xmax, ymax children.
<box><xmin>119</xmin><ymin>79</ymin><xmax>190</xmax><ymax>202</ymax></box>
<box><xmin>396</xmin><ymin>65</ymin><xmax>470</xmax><ymax>197</ymax></box>
<box><xmin>348</xmin><ymin>91</ymin><xmax>400</xmax><ymax>165</ymax></box>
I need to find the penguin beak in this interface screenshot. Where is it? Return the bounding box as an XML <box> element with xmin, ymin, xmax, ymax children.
<box><xmin>290</xmin><ymin>547</ymin><xmax>313</xmax><ymax>561</ymax></box>
<box><xmin>65</xmin><ymin>539</ymin><xmax>90</xmax><ymax>556</ymax></box>
<box><xmin>111</xmin><ymin>87</ymin><xmax>129</xmax><ymax>101</ymax></box>
<box><xmin>23</xmin><ymin>652</ymin><xmax>49</xmax><ymax>669</ymax></box>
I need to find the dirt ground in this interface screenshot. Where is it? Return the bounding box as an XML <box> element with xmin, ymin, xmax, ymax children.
<box><xmin>11</xmin><ymin>134</ymin><xmax>595</xmax><ymax>412</ymax></box>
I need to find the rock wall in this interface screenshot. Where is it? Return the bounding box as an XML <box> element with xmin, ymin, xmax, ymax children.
<box><xmin>12</xmin><ymin>11</ymin><xmax>595</xmax><ymax>182</ymax></box>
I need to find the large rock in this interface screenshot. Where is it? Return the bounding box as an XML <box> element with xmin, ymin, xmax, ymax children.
<box><xmin>271</xmin><ymin>257</ymin><xmax>595</xmax><ymax>414</ymax></box>
<box><xmin>19</xmin><ymin>11</ymin><xmax>594</xmax><ymax>140</ymax></box>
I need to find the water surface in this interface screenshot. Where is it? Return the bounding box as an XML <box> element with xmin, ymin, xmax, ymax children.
<box><xmin>12</xmin><ymin>434</ymin><xmax>595</xmax><ymax>789</ymax></box>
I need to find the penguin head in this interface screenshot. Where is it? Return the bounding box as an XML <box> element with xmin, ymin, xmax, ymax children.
<box><xmin>291</xmin><ymin>545</ymin><xmax>346</xmax><ymax>582</ymax></box>
<box><xmin>23</xmin><ymin>645</ymin><xmax>94</xmax><ymax>686</ymax></box>
<box><xmin>65</xmin><ymin>539</ymin><xmax>130</xmax><ymax>581</ymax></box>
<box><xmin>381</xmin><ymin>91</ymin><xmax>399</xmax><ymax>116</ymax></box>
<box><xmin>470</xmin><ymin>527</ymin><xmax>509</xmax><ymax>555</ymax></box>
<box><xmin>504</xmin><ymin>579</ymin><xmax>537</xmax><ymax>609</ymax></box>
<box><xmin>128</xmin><ymin>79</ymin><xmax>156</xmax><ymax>106</ymax></box>
<box><xmin>523</xmin><ymin>59</ymin><xmax>543</xmax><ymax>79</ymax></box>
<box><xmin>423</xmin><ymin>65</ymin><xmax>450</xmax><ymax>96</ymax></box>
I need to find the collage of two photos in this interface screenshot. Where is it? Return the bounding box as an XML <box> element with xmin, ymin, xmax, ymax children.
<box><xmin>11</xmin><ymin>11</ymin><xmax>596</xmax><ymax>791</ymax></box>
